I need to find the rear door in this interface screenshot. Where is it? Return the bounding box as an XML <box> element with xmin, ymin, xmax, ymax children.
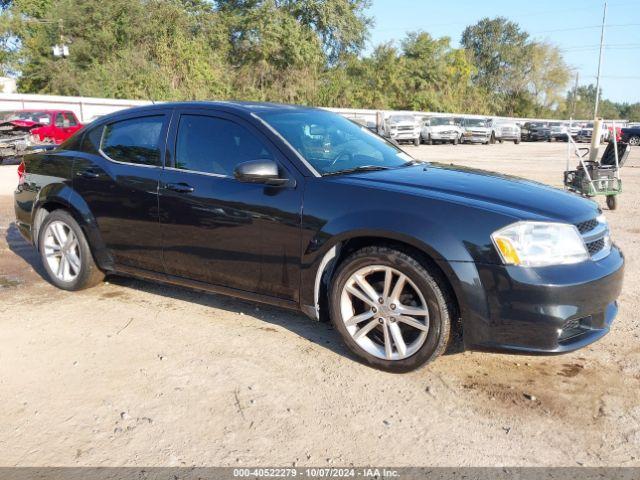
<box><xmin>72</xmin><ymin>110</ymin><xmax>171</xmax><ymax>272</ymax></box>
<box><xmin>158</xmin><ymin>107</ymin><xmax>303</xmax><ymax>301</ymax></box>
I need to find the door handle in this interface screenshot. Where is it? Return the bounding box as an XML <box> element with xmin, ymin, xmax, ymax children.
<box><xmin>77</xmin><ymin>169</ymin><xmax>100</xmax><ymax>179</ymax></box>
<box><xmin>164</xmin><ymin>182</ymin><xmax>195</xmax><ymax>193</ymax></box>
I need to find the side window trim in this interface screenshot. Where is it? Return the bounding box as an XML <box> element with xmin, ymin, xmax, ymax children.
<box><xmin>98</xmin><ymin>113</ymin><xmax>168</xmax><ymax>168</ymax></box>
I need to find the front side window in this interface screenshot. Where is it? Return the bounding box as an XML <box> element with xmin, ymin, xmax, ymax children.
<box><xmin>174</xmin><ymin>115</ymin><xmax>273</xmax><ymax>176</ymax></box>
<box><xmin>257</xmin><ymin>110</ymin><xmax>413</xmax><ymax>176</ymax></box>
<box><xmin>54</xmin><ymin>113</ymin><xmax>65</xmax><ymax>127</ymax></box>
<box><xmin>101</xmin><ymin>116</ymin><xmax>164</xmax><ymax>166</ymax></box>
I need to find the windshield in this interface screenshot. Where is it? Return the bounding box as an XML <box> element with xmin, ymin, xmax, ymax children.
<box><xmin>388</xmin><ymin>115</ymin><xmax>415</xmax><ymax>124</ymax></box>
<box><xmin>431</xmin><ymin>117</ymin><xmax>455</xmax><ymax>126</ymax></box>
<box><xmin>257</xmin><ymin>110</ymin><xmax>414</xmax><ymax>176</ymax></box>
<box><xmin>0</xmin><ymin>110</ymin><xmax>51</xmax><ymax>124</ymax></box>
<box><xmin>464</xmin><ymin>118</ymin><xmax>487</xmax><ymax>127</ymax></box>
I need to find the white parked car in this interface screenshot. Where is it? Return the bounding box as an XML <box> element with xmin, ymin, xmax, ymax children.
<box><xmin>421</xmin><ymin>116</ymin><xmax>464</xmax><ymax>145</ymax></box>
<box><xmin>380</xmin><ymin>114</ymin><xmax>421</xmax><ymax>146</ymax></box>
<box><xmin>460</xmin><ymin>117</ymin><xmax>491</xmax><ymax>144</ymax></box>
<box><xmin>488</xmin><ymin>119</ymin><xmax>521</xmax><ymax>144</ymax></box>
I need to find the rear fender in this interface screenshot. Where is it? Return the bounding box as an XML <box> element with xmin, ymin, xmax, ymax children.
<box><xmin>32</xmin><ymin>184</ymin><xmax>113</xmax><ymax>270</ymax></box>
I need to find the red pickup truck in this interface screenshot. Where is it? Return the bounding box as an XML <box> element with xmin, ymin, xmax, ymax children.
<box><xmin>0</xmin><ymin>109</ymin><xmax>83</xmax><ymax>162</ymax></box>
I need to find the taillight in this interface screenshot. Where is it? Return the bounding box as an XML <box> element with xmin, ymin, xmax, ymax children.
<box><xmin>17</xmin><ymin>160</ymin><xmax>25</xmax><ymax>185</ymax></box>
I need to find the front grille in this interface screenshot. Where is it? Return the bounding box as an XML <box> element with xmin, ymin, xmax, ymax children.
<box><xmin>575</xmin><ymin>217</ymin><xmax>609</xmax><ymax>259</ymax></box>
<box><xmin>587</xmin><ymin>238</ymin><xmax>605</xmax><ymax>255</ymax></box>
<box><xmin>576</xmin><ymin>218</ymin><xmax>598</xmax><ymax>233</ymax></box>
<box><xmin>397</xmin><ymin>126</ymin><xmax>414</xmax><ymax>131</ymax></box>
<box><xmin>559</xmin><ymin>316</ymin><xmax>592</xmax><ymax>341</ymax></box>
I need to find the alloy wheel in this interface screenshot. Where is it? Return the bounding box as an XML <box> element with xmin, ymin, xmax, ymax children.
<box><xmin>340</xmin><ymin>265</ymin><xmax>430</xmax><ymax>361</ymax></box>
<box><xmin>43</xmin><ymin>220</ymin><xmax>81</xmax><ymax>282</ymax></box>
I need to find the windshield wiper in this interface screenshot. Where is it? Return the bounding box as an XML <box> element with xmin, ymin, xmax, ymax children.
<box><xmin>323</xmin><ymin>165</ymin><xmax>392</xmax><ymax>176</ymax></box>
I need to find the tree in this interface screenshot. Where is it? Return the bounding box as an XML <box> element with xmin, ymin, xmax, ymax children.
<box><xmin>527</xmin><ymin>42</ymin><xmax>570</xmax><ymax>116</ymax></box>
<box><xmin>461</xmin><ymin>17</ymin><xmax>531</xmax><ymax>115</ymax></box>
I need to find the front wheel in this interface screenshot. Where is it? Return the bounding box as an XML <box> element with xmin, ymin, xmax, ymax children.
<box><xmin>329</xmin><ymin>247</ymin><xmax>452</xmax><ymax>373</ymax></box>
<box><xmin>629</xmin><ymin>135</ymin><xmax>640</xmax><ymax>146</ymax></box>
<box><xmin>413</xmin><ymin>137</ymin><xmax>420</xmax><ymax>147</ymax></box>
<box><xmin>38</xmin><ymin>209</ymin><xmax>104</xmax><ymax>291</ymax></box>
<box><xmin>452</xmin><ymin>138</ymin><xmax>458</xmax><ymax>145</ymax></box>
<box><xmin>606</xmin><ymin>195</ymin><xmax>618</xmax><ymax>210</ymax></box>
<box><xmin>514</xmin><ymin>139</ymin><xmax>520</xmax><ymax>144</ymax></box>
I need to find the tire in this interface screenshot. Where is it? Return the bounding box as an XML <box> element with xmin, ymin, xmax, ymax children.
<box><xmin>490</xmin><ymin>133</ymin><xmax>496</xmax><ymax>144</ymax></box>
<box><xmin>452</xmin><ymin>138</ymin><xmax>458</xmax><ymax>145</ymax></box>
<box><xmin>329</xmin><ymin>246</ymin><xmax>452</xmax><ymax>373</ymax></box>
<box><xmin>38</xmin><ymin>209</ymin><xmax>104</xmax><ymax>291</ymax></box>
<box><xmin>514</xmin><ymin>139</ymin><xmax>520</xmax><ymax>144</ymax></box>
<box><xmin>426</xmin><ymin>135</ymin><xmax>433</xmax><ymax>146</ymax></box>
<box><xmin>413</xmin><ymin>137</ymin><xmax>420</xmax><ymax>147</ymax></box>
<box><xmin>606</xmin><ymin>195</ymin><xmax>618</xmax><ymax>210</ymax></box>
<box><xmin>629</xmin><ymin>135</ymin><xmax>640</xmax><ymax>146</ymax></box>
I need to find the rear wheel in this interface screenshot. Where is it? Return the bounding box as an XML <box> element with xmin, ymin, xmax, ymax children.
<box><xmin>629</xmin><ymin>135</ymin><xmax>640</xmax><ymax>146</ymax></box>
<box><xmin>606</xmin><ymin>195</ymin><xmax>618</xmax><ymax>210</ymax></box>
<box><xmin>329</xmin><ymin>247</ymin><xmax>452</xmax><ymax>372</ymax></box>
<box><xmin>413</xmin><ymin>137</ymin><xmax>420</xmax><ymax>147</ymax></box>
<box><xmin>38</xmin><ymin>210</ymin><xmax>104</xmax><ymax>291</ymax></box>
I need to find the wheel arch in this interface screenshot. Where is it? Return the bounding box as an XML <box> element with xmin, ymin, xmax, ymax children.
<box><xmin>309</xmin><ymin>234</ymin><xmax>465</xmax><ymax>346</ymax></box>
<box><xmin>32</xmin><ymin>186</ymin><xmax>113</xmax><ymax>271</ymax></box>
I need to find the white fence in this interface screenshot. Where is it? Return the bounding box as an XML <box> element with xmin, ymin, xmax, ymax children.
<box><xmin>0</xmin><ymin>92</ymin><xmax>615</xmax><ymax>126</ymax></box>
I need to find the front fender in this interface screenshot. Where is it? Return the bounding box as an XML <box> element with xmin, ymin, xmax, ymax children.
<box><xmin>299</xmin><ymin>209</ymin><xmax>490</xmax><ymax>325</ymax></box>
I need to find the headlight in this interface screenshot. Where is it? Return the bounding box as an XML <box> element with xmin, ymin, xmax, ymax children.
<box><xmin>491</xmin><ymin>221</ymin><xmax>588</xmax><ymax>267</ymax></box>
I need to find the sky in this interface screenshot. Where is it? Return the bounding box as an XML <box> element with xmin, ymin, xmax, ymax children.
<box><xmin>366</xmin><ymin>0</ymin><xmax>640</xmax><ymax>104</ymax></box>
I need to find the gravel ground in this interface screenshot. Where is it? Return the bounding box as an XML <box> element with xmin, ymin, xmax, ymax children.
<box><xmin>0</xmin><ymin>142</ymin><xmax>638</xmax><ymax>467</ymax></box>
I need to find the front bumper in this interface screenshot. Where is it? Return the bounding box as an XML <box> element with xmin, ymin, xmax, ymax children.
<box><xmin>431</xmin><ymin>132</ymin><xmax>459</xmax><ymax>140</ymax></box>
<box><xmin>463</xmin><ymin>133</ymin><xmax>490</xmax><ymax>143</ymax></box>
<box><xmin>462</xmin><ymin>246</ymin><xmax>624</xmax><ymax>354</ymax></box>
<box><xmin>497</xmin><ymin>134</ymin><xmax>520</xmax><ymax>141</ymax></box>
<box><xmin>390</xmin><ymin>131</ymin><xmax>419</xmax><ymax>140</ymax></box>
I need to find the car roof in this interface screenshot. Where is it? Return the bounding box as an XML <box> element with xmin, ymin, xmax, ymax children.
<box><xmin>92</xmin><ymin>100</ymin><xmax>323</xmax><ymax>125</ymax></box>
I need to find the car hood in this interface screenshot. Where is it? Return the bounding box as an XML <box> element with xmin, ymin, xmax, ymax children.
<box><xmin>338</xmin><ymin>163</ymin><xmax>598</xmax><ymax>224</ymax></box>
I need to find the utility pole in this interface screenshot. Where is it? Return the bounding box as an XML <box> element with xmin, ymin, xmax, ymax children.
<box><xmin>594</xmin><ymin>1</ymin><xmax>607</xmax><ymax>118</ymax></box>
<box><xmin>589</xmin><ymin>1</ymin><xmax>607</xmax><ymax>161</ymax></box>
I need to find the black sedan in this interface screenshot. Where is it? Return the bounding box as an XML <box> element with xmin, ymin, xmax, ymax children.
<box><xmin>13</xmin><ymin>102</ymin><xmax>624</xmax><ymax>372</ymax></box>
<box><xmin>622</xmin><ymin>126</ymin><xmax>640</xmax><ymax>146</ymax></box>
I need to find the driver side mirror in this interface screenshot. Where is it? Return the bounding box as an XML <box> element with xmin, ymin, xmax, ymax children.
<box><xmin>234</xmin><ymin>160</ymin><xmax>288</xmax><ymax>186</ymax></box>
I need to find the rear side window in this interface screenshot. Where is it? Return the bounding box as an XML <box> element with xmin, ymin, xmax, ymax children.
<box><xmin>174</xmin><ymin>114</ymin><xmax>273</xmax><ymax>176</ymax></box>
<box><xmin>54</xmin><ymin>113</ymin><xmax>65</xmax><ymax>127</ymax></box>
<box><xmin>101</xmin><ymin>116</ymin><xmax>164</xmax><ymax>166</ymax></box>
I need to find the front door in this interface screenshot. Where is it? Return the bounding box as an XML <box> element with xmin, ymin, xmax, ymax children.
<box><xmin>158</xmin><ymin>109</ymin><xmax>302</xmax><ymax>302</ymax></box>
